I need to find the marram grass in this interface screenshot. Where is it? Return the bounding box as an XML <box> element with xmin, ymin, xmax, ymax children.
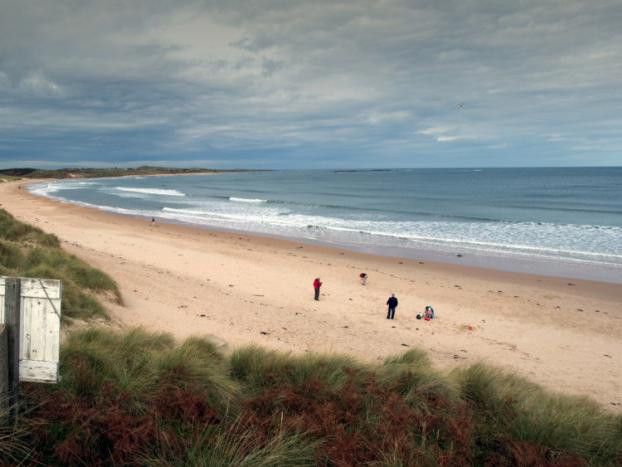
<box><xmin>9</xmin><ymin>328</ymin><xmax>622</xmax><ymax>466</ymax></box>
<box><xmin>0</xmin><ymin>208</ymin><xmax>121</xmax><ymax>320</ymax></box>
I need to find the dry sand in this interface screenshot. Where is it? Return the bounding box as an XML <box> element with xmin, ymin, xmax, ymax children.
<box><xmin>1</xmin><ymin>180</ymin><xmax>621</xmax><ymax>410</ymax></box>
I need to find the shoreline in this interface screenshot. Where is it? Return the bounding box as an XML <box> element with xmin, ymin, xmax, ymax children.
<box><xmin>1</xmin><ymin>179</ymin><xmax>621</xmax><ymax>410</ymax></box>
<box><xmin>25</xmin><ymin>177</ymin><xmax>622</xmax><ymax>285</ymax></box>
<box><xmin>22</xmin><ymin>178</ymin><xmax>622</xmax><ymax>294</ymax></box>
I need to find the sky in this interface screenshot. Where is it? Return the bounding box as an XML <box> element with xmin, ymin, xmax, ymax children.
<box><xmin>0</xmin><ymin>0</ymin><xmax>621</xmax><ymax>169</ymax></box>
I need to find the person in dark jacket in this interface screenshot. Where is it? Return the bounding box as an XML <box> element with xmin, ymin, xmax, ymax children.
<box><xmin>386</xmin><ymin>293</ymin><xmax>398</xmax><ymax>319</ymax></box>
<box><xmin>313</xmin><ymin>277</ymin><xmax>322</xmax><ymax>301</ymax></box>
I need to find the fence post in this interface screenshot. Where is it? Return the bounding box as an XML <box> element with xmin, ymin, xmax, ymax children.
<box><xmin>0</xmin><ymin>325</ymin><xmax>7</xmax><ymax>416</ymax></box>
<box><xmin>4</xmin><ymin>278</ymin><xmax>21</xmax><ymax>419</ymax></box>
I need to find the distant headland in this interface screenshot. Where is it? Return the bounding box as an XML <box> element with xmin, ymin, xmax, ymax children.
<box><xmin>0</xmin><ymin>166</ymin><xmax>263</xmax><ymax>180</ymax></box>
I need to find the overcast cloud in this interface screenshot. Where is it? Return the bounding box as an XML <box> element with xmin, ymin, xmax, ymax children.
<box><xmin>0</xmin><ymin>0</ymin><xmax>621</xmax><ymax>168</ymax></box>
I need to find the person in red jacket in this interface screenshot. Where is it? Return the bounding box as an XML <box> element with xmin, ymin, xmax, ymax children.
<box><xmin>313</xmin><ymin>277</ymin><xmax>322</xmax><ymax>301</ymax></box>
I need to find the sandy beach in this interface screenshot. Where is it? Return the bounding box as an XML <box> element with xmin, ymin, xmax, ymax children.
<box><xmin>1</xmin><ymin>180</ymin><xmax>621</xmax><ymax>410</ymax></box>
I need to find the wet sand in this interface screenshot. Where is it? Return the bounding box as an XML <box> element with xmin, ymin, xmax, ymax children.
<box><xmin>1</xmin><ymin>180</ymin><xmax>621</xmax><ymax>410</ymax></box>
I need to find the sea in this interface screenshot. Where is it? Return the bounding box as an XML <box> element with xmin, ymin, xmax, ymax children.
<box><xmin>29</xmin><ymin>167</ymin><xmax>622</xmax><ymax>283</ymax></box>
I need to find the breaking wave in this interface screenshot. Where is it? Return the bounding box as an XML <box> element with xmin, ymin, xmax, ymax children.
<box><xmin>115</xmin><ymin>187</ymin><xmax>185</xmax><ymax>197</ymax></box>
<box><xmin>229</xmin><ymin>197</ymin><xmax>267</xmax><ymax>203</ymax></box>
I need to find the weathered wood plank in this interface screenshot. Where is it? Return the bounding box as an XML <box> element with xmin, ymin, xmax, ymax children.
<box><xmin>4</xmin><ymin>278</ymin><xmax>20</xmax><ymax>410</ymax></box>
<box><xmin>0</xmin><ymin>277</ymin><xmax>5</xmax><ymax>324</ymax></box>
<box><xmin>20</xmin><ymin>296</ymin><xmax>60</xmax><ymax>363</ymax></box>
<box><xmin>19</xmin><ymin>360</ymin><xmax>58</xmax><ymax>384</ymax></box>
<box><xmin>20</xmin><ymin>278</ymin><xmax>62</xmax><ymax>300</ymax></box>
<box><xmin>0</xmin><ymin>325</ymin><xmax>8</xmax><ymax>413</ymax></box>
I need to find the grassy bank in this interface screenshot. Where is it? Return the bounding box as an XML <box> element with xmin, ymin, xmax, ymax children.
<box><xmin>0</xmin><ymin>208</ymin><xmax>121</xmax><ymax>320</ymax></box>
<box><xmin>1</xmin><ymin>328</ymin><xmax>619</xmax><ymax>466</ymax></box>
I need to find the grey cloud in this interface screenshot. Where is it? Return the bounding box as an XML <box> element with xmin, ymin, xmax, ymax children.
<box><xmin>0</xmin><ymin>0</ymin><xmax>621</xmax><ymax>168</ymax></box>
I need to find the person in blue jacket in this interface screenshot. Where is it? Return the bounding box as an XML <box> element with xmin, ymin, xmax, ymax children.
<box><xmin>386</xmin><ymin>294</ymin><xmax>398</xmax><ymax>319</ymax></box>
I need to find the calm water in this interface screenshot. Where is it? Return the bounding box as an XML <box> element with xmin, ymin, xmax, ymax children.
<box><xmin>30</xmin><ymin>167</ymin><xmax>622</xmax><ymax>282</ymax></box>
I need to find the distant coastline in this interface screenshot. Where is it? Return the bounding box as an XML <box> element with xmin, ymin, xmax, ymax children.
<box><xmin>0</xmin><ymin>165</ymin><xmax>267</xmax><ymax>180</ymax></box>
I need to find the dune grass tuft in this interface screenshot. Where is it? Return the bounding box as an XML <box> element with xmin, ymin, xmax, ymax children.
<box><xmin>0</xmin><ymin>240</ymin><xmax>24</xmax><ymax>269</ymax></box>
<box><xmin>0</xmin><ymin>208</ymin><xmax>121</xmax><ymax>321</ymax></box>
<box><xmin>230</xmin><ymin>345</ymin><xmax>363</xmax><ymax>394</ymax></box>
<box><xmin>380</xmin><ymin>349</ymin><xmax>459</xmax><ymax>411</ymax></box>
<box><xmin>0</xmin><ymin>398</ymin><xmax>32</xmax><ymax>464</ymax></box>
<box><xmin>145</xmin><ymin>424</ymin><xmax>317</xmax><ymax>467</ymax></box>
<box><xmin>456</xmin><ymin>363</ymin><xmax>622</xmax><ymax>465</ymax></box>
<box><xmin>0</xmin><ymin>209</ymin><xmax>59</xmax><ymax>247</ymax></box>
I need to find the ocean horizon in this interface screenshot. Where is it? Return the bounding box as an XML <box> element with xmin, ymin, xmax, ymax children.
<box><xmin>29</xmin><ymin>167</ymin><xmax>622</xmax><ymax>283</ymax></box>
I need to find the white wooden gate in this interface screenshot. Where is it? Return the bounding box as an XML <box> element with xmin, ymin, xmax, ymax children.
<box><xmin>0</xmin><ymin>277</ymin><xmax>62</xmax><ymax>383</ymax></box>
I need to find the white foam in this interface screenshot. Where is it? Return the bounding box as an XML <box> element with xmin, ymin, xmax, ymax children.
<box><xmin>158</xmin><ymin>206</ymin><xmax>622</xmax><ymax>266</ymax></box>
<box><xmin>229</xmin><ymin>197</ymin><xmax>267</xmax><ymax>203</ymax></box>
<box><xmin>28</xmin><ymin>183</ymin><xmax>60</xmax><ymax>195</ymax></box>
<box><xmin>115</xmin><ymin>187</ymin><xmax>185</xmax><ymax>197</ymax></box>
<box><xmin>28</xmin><ymin>181</ymin><xmax>96</xmax><ymax>196</ymax></box>
<box><xmin>29</xmin><ymin>182</ymin><xmax>622</xmax><ymax>270</ymax></box>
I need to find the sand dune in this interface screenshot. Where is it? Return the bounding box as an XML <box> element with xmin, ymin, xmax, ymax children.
<box><xmin>1</xmin><ymin>180</ymin><xmax>621</xmax><ymax>410</ymax></box>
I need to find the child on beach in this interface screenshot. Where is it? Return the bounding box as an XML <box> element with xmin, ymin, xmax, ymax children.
<box><xmin>359</xmin><ymin>272</ymin><xmax>367</xmax><ymax>285</ymax></box>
